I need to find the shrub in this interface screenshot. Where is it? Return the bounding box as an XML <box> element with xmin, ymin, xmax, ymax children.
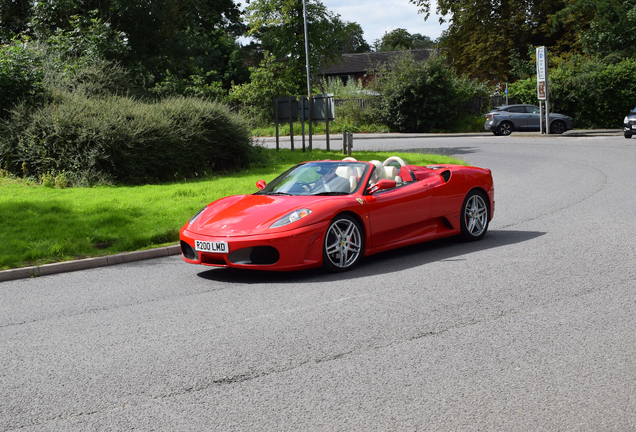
<box><xmin>54</xmin><ymin>172</ymin><xmax>69</xmax><ymax>189</ymax></box>
<box><xmin>41</xmin><ymin>172</ymin><xmax>55</xmax><ymax>187</ymax></box>
<box><xmin>508</xmin><ymin>55</ymin><xmax>636</xmax><ymax>128</ymax></box>
<box><xmin>372</xmin><ymin>53</ymin><xmax>472</xmax><ymax>133</ymax></box>
<box><xmin>0</xmin><ymin>94</ymin><xmax>254</xmax><ymax>185</ymax></box>
<box><xmin>551</xmin><ymin>55</ymin><xmax>636</xmax><ymax>128</ymax></box>
<box><xmin>228</xmin><ymin>52</ymin><xmax>298</xmax><ymax>126</ymax></box>
<box><xmin>0</xmin><ymin>40</ymin><xmax>47</xmax><ymax>118</ymax></box>
<box><xmin>507</xmin><ymin>76</ymin><xmax>539</xmax><ymax>104</ymax></box>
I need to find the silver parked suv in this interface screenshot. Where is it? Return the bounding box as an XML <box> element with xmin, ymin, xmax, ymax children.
<box><xmin>484</xmin><ymin>104</ymin><xmax>574</xmax><ymax>136</ymax></box>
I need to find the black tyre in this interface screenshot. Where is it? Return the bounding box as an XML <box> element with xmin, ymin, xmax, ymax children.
<box><xmin>496</xmin><ymin>122</ymin><xmax>513</xmax><ymax>136</ymax></box>
<box><xmin>460</xmin><ymin>190</ymin><xmax>489</xmax><ymax>241</ymax></box>
<box><xmin>323</xmin><ymin>214</ymin><xmax>363</xmax><ymax>272</ymax></box>
<box><xmin>625</xmin><ymin>134</ymin><xmax>632</xmax><ymax>139</ymax></box>
<box><xmin>550</xmin><ymin>120</ymin><xmax>566</xmax><ymax>134</ymax></box>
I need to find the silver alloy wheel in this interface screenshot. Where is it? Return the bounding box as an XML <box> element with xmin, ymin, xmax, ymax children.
<box><xmin>463</xmin><ymin>194</ymin><xmax>488</xmax><ymax>237</ymax></box>
<box><xmin>497</xmin><ymin>122</ymin><xmax>512</xmax><ymax>136</ymax></box>
<box><xmin>325</xmin><ymin>218</ymin><xmax>362</xmax><ymax>269</ymax></box>
<box><xmin>551</xmin><ymin>121</ymin><xmax>565</xmax><ymax>134</ymax></box>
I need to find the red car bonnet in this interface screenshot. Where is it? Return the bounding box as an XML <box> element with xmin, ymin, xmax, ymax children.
<box><xmin>190</xmin><ymin>194</ymin><xmax>336</xmax><ymax>236</ymax></box>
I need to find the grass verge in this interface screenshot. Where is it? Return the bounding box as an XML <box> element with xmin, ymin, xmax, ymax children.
<box><xmin>0</xmin><ymin>149</ymin><xmax>466</xmax><ymax>270</ymax></box>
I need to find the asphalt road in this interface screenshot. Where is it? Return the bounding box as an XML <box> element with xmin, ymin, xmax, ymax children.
<box><xmin>2</xmin><ymin>132</ymin><xmax>636</xmax><ymax>431</ymax></box>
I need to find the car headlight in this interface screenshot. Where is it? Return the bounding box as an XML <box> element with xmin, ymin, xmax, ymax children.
<box><xmin>624</xmin><ymin>116</ymin><xmax>630</xmax><ymax>123</ymax></box>
<box><xmin>189</xmin><ymin>206</ymin><xmax>208</xmax><ymax>225</ymax></box>
<box><xmin>270</xmin><ymin>209</ymin><xmax>312</xmax><ymax>228</ymax></box>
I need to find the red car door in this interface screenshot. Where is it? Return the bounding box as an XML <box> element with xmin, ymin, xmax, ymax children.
<box><xmin>364</xmin><ymin>181</ymin><xmax>432</xmax><ymax>248</ymax></box>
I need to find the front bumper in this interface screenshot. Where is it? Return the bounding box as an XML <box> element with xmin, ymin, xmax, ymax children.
<box><xmin>179</xmin><ymin>220</ymin><xmax>330</xmax><ymax>271</ymax></box>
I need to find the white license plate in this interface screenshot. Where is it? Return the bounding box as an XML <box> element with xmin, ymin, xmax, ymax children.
<box><xmin>195</xmin><ymin>240</ymin><xmax>228</xmax><ymax>253</ymax></box>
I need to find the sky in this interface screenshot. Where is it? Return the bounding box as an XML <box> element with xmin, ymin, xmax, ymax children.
<box><xmin>237</xmin><ymin>0</ymin><xmax>449</xmax><ymax>46</ymax></box>
<box><xmin>322</xmin><ymin>0</ymin><xmax>448</xmax><ymax>43</ymax></box>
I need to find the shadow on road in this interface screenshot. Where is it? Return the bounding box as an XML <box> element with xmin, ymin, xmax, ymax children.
<box><xmin>196</xmin><ymin>229</ymin><xmax>545</xmax><ymax>285</ymax></box>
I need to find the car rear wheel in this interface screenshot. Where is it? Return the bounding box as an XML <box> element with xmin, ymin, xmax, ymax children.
<box><xmin>323</xmin><ymin>214</ymin><xmax>363</xmax><ymax>272</ymax></box>
<box><xmin>496</xmin><ymin>122</ymin><xmax>512</xmax><ymax>136</ymax></box>
<box><xmin>550</xmin><ymin>120</ymin><xmax>566</xmax><ymax>134</ymax></box>
<box><xmin>460</xmin><ymin>190</ymin><xmax>489</xmax><ymax>241</ymax></box>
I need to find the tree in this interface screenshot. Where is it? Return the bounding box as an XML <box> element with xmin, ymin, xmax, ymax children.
<box><xmin>228</xmin><ymin>52</ymin><xmax>298</xmax><ymax>125</ymax></box>
<box><xmin>0</xmin><ymin>0</ymin><xmax>248</xmax><ymax>93</ymax></box>
<box><xmin>244</xmin><ymin>0</ymin><xmax>352</xmax><ymax>92</ymax></box>
<box><xmin>409</xmin><ymin>0</ymin><xmax>578</xmax><ymax>81</ymax></box>
<box><xmin>342</xmin><ymin>22</ymin><xmax>370</xmax><ymax>53</ymax></box>
<box><xmin>0</xmin><ymin>0</ymin><xmax>33</xmax><ymax>43</ymax></box>
<box><xmin>378</xmin><ymin>28</ymin><xmax>413</xmax><ymax>51</ymax></box>
<box><xmin>554</xmin><ymin>0</ymin><xmax>636</xmax><ymax>57</ymax></box>
<box><xmin>0</xmin><ymin>41</ymin><xmax>46</xmax><ymax>118</ymax></box>
<box><xmin>412</xmin><ymin>33</ymin><xmax>436</xmax><ymax>49</ymax></box>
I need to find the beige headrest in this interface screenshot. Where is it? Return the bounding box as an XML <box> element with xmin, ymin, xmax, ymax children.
<box><xmin>369</xmin><ymin>160</ymin><xmax>385</xmax><ymax>183</ymax></box>
<box><xmin>335</xmin><ymin>166</ymin><xmax>353</xmax><ymax>178</ymax></box>
<box><xmin>384</xmin><ymin>166</ymin><xmax>397</xmax><ymax>179</ymax></box>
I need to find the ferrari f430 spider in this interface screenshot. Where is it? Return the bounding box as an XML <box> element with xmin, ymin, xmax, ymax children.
<box><xmin>179</xmin><ymin>156</ymin><xmax>494</xmax><ymax>272</ymax></box>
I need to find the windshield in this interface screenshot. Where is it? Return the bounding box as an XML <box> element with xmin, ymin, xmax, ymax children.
<box><xmin>256</xmin><ymin>161</ymin><xmax>369</xmax><ymax>196</ymax></box>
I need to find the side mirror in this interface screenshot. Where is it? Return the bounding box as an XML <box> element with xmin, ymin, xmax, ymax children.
<box><xmin>256</xmin><ymin>180</ymin><xmax>267</xmax><ymax>190</ymax></box>
<box><xmin>367</xmin><ymin>179</ymin><xmax>396</xmax><ymax>194</ymax></box>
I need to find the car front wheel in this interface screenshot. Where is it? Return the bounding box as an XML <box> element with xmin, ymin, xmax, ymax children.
<box><xmin>496</xmin><ymin>122</ymin><xmax>512</xmax><ymax>136</ymax></box>
<box><xmin>323</xmin><ymin>214</ymin><xmax>363</xmax><ymax>272</ymax></box>
<box><xmin>460</xmin><ymin>190</ymin><xmax>489</xmax><ymax>241</ymax></box>
<box><xmin>550</xmin><ymin>120</ymin><xmax>566</xmax><ymax>134</ymax></box>
<box><xmin>625</xmin><ymin>134</ymin><xmax>632</xmax><ymax>139</ymax></box>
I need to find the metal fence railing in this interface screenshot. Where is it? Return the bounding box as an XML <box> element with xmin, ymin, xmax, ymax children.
<box><xmin>334</xmin><ymin>96</ymin><xmax>520</xmax><ymax>116</ymax></box>
<box><xmin>334</xmin><ymin>98</ymin><xmax>373</xmax><ymax>109</ymax></box>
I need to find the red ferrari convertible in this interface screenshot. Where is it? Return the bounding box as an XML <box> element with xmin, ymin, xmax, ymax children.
<box><xmin>179</xmin><ymin>156</ymin><xmax>494</xmax><ymax>272</ymax></box>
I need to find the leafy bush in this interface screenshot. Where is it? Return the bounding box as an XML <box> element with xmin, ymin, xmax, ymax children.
<box><xmin>0</xmin><ymin>40</ymin><xmax>47</xmax><ymax>118</ymax></box>
<box><xmin>45</xmin><ymin>57</ymin><xmax>133</xmax><ymax>98</ymax></box>
<box><xmin>507</xmin><ymin>76</ymin><xmax>539</xmax><ymax>104</ymax></box>
<box><xmin>509</xmin><ymin>55</ymin><xmax>636</xmax><ymax>128</ymax></box>
<box><xmin>372</xmin><ymin>53</ymin><xmax>483</xmax><ymax>133</ymax></box>
<box><xmin>151</xmin><ymin>71</ymin><xmax>225</xmax><ymax>100</ymax></box>
<box><xmin>316</xmin><ymin>77</ymin><xmax>380</xmax><ymax>128</ymax></box>
<box><xmin>0</xmin><ymin>95</ymin><xmax>255</xmax><ymax>185</ymax></box>
<box><xmin>40</xmin><ymin>172</ymin><xmax>55</xmax><ymax>187</ymax></box>
<box><xmin>551</xmin><ymin>55</ymin><xmax>636</xmax><ymax>128</ymax></box>
<box><xmin>228</xmin><ymin>52</ymin><xmax>298</xmax><ymax>126</ymax></box>
<box><xmin>44</xmin><ymin>13</ymin><xmax>130</xmax><ymax>66</ymax></box>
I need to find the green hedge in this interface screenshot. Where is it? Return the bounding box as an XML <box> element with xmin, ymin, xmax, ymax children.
<box><xmin>508</xmin><ymin>56</ymin><xmax>636</xmax><ymax>128</ymax></box>
<box><xmin>372</xmin><ymin>53</ymin><xmax>487</xmax><ymax>133</ymax></box>
<box><xmin>0</xmin><ymin>94</ymin><xmax>254</xmax><ymax>185</ymax></box>
<box><xmin>0</xmin><ymin>41</ymin><xmax>46</xmax><ymax>118</ymax></box>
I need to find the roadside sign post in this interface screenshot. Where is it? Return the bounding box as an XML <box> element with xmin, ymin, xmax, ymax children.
<box><xmin>536</xmin><ymin>46</ymin><xmax>550</xmax><ymax>134</ymax></box>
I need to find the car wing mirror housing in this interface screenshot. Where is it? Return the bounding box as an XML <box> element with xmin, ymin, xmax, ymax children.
<box><xmin>256</xmin><ymin>180</ymin><xmax>267</xmax><ymax>190</ymax></box>
<box><xmin>368</xmin><ymin>179</ymin><xmax>396</xmax><ymax>194</ymax></box>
